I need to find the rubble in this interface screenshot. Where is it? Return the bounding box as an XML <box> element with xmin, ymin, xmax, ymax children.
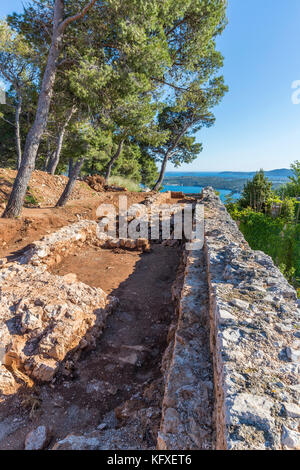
<box><xmin>0</xmin><ymin>221</ymin><xmax>117</xmax><ymax>396</ymax></box>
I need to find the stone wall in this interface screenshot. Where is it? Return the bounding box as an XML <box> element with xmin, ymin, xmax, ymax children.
<box><xmin>203</xmin><ymin>187</ymin><xmax>300</xmax><ymax>450</ymax></box>
<box><xmin>159</xmin><ymin>188</ymin><xmax>300</xmax><ymax>450</ymax></box>
<box><xmin>18</xmin><ymin>220</ymin><xmax>98</xmax><ymax>267</ymax></box>
<box><xmin>157</xmin><ymin>212</ymin><xmax>213</xmax><ymax>450</ymax></box>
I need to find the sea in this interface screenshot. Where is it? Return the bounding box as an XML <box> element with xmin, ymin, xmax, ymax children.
<box><xmin>161</xmin><ymin>172</ymin><xmax>241</xmax><ymax>202</ymax></box>
<box><xmin>161</xmin><ymin>185</ymin><xmax>238</xmax><ymax>202</ymax></box>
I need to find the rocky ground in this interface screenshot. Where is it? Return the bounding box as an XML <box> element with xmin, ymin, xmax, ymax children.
<box><xmin>0</xmin><ymin>169</ymin><xmax>100</xmax><ymax>208</ymax></box>
<box><xmin>0</xmin><ymin>183</ymin><xmax>188</xmax><ymax>450</ymax></box>
<box><xmin>0</xmin><ymin>242</ymin><xmax>182</xmax><ymax>450</ymax></box>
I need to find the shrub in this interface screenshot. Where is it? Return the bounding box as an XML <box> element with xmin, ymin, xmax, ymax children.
<box><xmin>108</xmin><ymin>176</ymin><xmax>141</xmax><ymax>192</ymax></box>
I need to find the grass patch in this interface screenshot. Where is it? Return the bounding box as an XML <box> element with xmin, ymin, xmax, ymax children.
<box><xmin>108</xmin><ymin>176</ymin><xmax>141</xmax><ymax>192</ymax></box>
<box><xmin>25</xmin><ymin>186</ymin><xmax>39</xmax><ymax>206</ymax></box>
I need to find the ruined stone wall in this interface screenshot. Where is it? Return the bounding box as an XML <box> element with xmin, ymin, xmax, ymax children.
<box><xmin>203</xmin><ymin>187</ymin><xmax>300</xmax><ymax>450</ymax></box>
<box><xmin>18</xmin><ymin>220</ymin><xmax>98</xmax><ymax>267</ymax></box>
<box><xmin>159</xmin><ymin>188</ymin><xmax>300</xmax><ymax>450</ymax></box>
<box><xmin>0</xmin><ymin>220</ymin><xmax>116</xmax><ymax>395</ymax></box>
<box><xmin>157</xmin><ymin>208</ymin><xmax>214</xmax><ymax>450</ymax></box>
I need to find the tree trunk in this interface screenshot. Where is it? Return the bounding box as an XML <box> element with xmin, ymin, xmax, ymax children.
<box><xmin>152</xmin><ymin>128</ymin><xmax>188</xmax><ymax>191</ymax></box>
<box><xmin>2</xmin><ymin>0</ymin><xmax>96</xmax><ymax>218</ymax></box>
<box><xmin>43</xmin><ymin>139</ymin><xmax>53</xmax><ymax>171</ymax></box>
<box><xmin>104</xmin><ymin>139</ymin><xmax>124</xmax><ymax>183</ymax></box>
<box><xmin>68</xmin><ymin>157</ymin><xmax>74</xmax><ymax>177</ymax></box>
<box><xmin>15</xmin><ymin>91</ymin><xmax>22</xmax><ymax>170</ymax></box>
<box><xmin>47</xmin><ymin>105</ymin><xmax>76</xmax><ymax>175</ymax></box>
<box><xmin>2</xmin><ymin>0</ymin><xmax>65</xmax><ymax>218</ymax></box>
<box><xmin>153</xmin><ymin>151</ymin><xmax>170</xmax><ymax>191</ymax></box>
<box><xmin>56</xmin><ymin>157</ymin><xmax>85</xmax><ymax>207</ymax></box>
<box><xmin>44</xmin><ymin>150</ymin><xmax>54</xmax><ymax>172</ymax></box>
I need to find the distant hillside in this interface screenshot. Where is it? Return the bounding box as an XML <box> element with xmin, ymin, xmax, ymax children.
<box><xmin>163</xmin><ymin>168</ymin><xmax>291</xmax><ymax>193</ymax></box>
<box><xmin>219</xmin><ymin>169</ymin><xmax>292</xmax><ymax>179</ymax></box>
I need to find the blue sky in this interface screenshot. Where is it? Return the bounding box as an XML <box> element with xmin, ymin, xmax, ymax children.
<box><xmin>1</xmin><ymin>0</ymin><xmax>300</xmax><ymax>172</ymax></box>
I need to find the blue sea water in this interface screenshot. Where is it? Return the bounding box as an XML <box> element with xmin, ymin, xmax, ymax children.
<box><xmin>163</xmin><ymin>172</ymin><xmax>242</xmax><ymax>201</ymax></box>
<box><xmin>165</xmin><ymin>171</ymin><xmax>222</xmax><ymax>177</ymax></box>
<box><xmin>161</xmin><ymin>170</ymin><xmax>290</xmax><ymax>201</ymax></box>
<box><xmin>161</xmin><ymin>184</ymin><xmax>239</xmax><ymax>202</ymax></box>
<box><xmin>164</xmin><ymin>171</ymin><xmax>244</xmax><ymax>179</ymax></box>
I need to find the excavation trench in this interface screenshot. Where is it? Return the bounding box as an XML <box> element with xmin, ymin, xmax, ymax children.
<box><xmin>0</xmin><ymin>241</ymin><xmax>185</xmax><ymax>449</ymax></box>
<box><xmin>0</xmin><ymin>194</ymin><xmax>215</xmax><ymax>450</ymax></box>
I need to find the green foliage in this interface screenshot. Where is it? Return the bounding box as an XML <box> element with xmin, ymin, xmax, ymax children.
<box><xmin>240</xmin><ymin>169</ymin><xmax>273</xmax><ymax>211</ymax></box>
<box><xmin>0</xmin><ymin>20</ymin><xmax>38</xmax><ymax>168</ymax></box>
<box><xmin>0</xmin><ymin>20</ymin><xmax>36</xmax><ymax>81</ymax></box>
<box><xmin>2</xmin><ymin>0</ymin><xmax>228</xmax><ymax>189</ymax></box>
<box><xmin>138</xmin><ymin>151</ymin><xmax>159</xmax><ymax>188</ymax></box>
<box><xmin>227</xmin><ymin>202</ymin><xmax>300</xmax><ymax>291</ymax></box>
<box><xmin>112</xmin><ymin>144</ymin><xmax>142</xmax><ymax>182</ymax></box>
<box><xmin>277</xmin><ymin>160</ymin><xmax>300</xmax><ymax>198</ymax></box>
<box><xmin>108</xmin><ymin>176</ymin><xmax>141</xmax><ymax>192</ymax></box>
<box><xmin>24</xmin><ymin>186</ymin><xmax>39</xmax><ymax>206</ymax></box>
<box><xmin>227</xmin><ymin>163</ymin><xmax>300</xmax><ymax>292</ymax></box>
<box><xmin>0</xmin><ymin>97</ymin><xmax>15</xmax><ymax>167</ymax></box>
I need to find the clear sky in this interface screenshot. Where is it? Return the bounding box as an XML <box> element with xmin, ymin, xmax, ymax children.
<box><xmin>1</xmin><ymin>0</ymin><xmax>300</xmax><ymax>172</ymax></box>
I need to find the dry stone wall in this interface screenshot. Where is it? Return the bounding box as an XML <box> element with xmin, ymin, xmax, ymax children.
<box><xmin>157</xmin><ymin>246</ymin><xmax>214</xmax><ymax>450</ymax></box>
<box><xmin>159</xmin><ymin>188</ymin><xmax>299</xmax><ymax>450</ymax></box>
<box><xmin>204</xmin><ymin>188</ymin><xmax>300</xmax><ymax>450</ymax></box>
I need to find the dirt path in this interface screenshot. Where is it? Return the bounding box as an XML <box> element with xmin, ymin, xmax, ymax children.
<box><xmin>0</xmin><ymin>243</ymin><xmax>182</xmax><ymax>449</ymax></box>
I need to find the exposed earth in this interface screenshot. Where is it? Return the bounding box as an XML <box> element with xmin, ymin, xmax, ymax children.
<box><xmin>0</xmin><ymin>244</ymin><xmax>182</xmax><ymax>449</ymax></box>
<box><xmin>0</xmin><ymin>172</ymin><xmax>188</xmax><ymax>449</ymax></box>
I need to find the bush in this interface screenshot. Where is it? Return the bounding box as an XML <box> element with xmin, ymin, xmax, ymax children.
<box><xmin>24</xmin><ymin>187</ymin><xmax>39</xmax><ymax>206</ymax></box>
<box><xmin>227</xmin><ymin>205</ymin><xmax>300</xmax><ymax>291</ymax></box>
<box><xmin>108</xmin><ymin>176</ymin><xmax>141</xmax><ymax>192</ymax></box>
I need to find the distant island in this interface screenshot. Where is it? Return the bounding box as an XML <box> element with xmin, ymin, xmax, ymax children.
<box><xmin>163</xmin><ymin>169</ymin><xmax>291</xmax><ymax>193</ymax></box>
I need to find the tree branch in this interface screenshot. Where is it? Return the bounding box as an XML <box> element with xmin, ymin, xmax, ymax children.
<box><xmin>165</xmin><ymin>16</ymin><xmax>190</xmax><ymax>36</ymax></box>
<box><xmin>59</xmin><ymin>0</ymin><xmax>98</xmax><ymax>33</ymax></box>
<box><xmin>151</xmin><ymin>77</ymin><xmax>188</xmax><ymax>92</ymax></box>
<box><xmin>0</xmin><ymin>116</ymin><xmax>15</xmax><ymax>127</ymax></box>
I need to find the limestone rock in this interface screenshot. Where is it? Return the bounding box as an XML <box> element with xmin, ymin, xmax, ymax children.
<box><xmin>0</xmin><ymin>221</ymin><xmax>116</xmax><ymax>386</ymax></box>
<box><xmin>0</xmin><ymin>258</ymin><xmax>7</xmax><ymax>267</ymax></box>
<box><xmin>162</xmin><ymin>408</ymin><xmax>181</xmax><ymax>434</ymax></box>
<box><xmin>286</xmin><ymin>347</ymin><xmax>300</xmax><ymax>363</ymax></box>
<box><xmin>219</xmin><ymin>309</ymin><xmax>236</xmax><ymax>325</ymax></box>
<box><xmin>0</xmin><ymin>366</ymin><xmax>19</xmax><ymax>395</ymax></box>
<box><xmin>62</xmin><ymin>273</ymin><xmax>78</xmax><ymax>284</ymax></box>
<box><xmin>228</xmin><ymin>393</ymin><xmax>274</xmax><ymax>428</ymax></box>
<box><xmin>284</xmin><ymin>403</ymin><xmax>300</xmax><ymax>418</ymax></box>
<box><xmin>30</xmin><ymin>358</ymin><xmax>59</xmax><ymax>382</ymax></box>
<box><xmin>231</xmin><ymin>298</ymin><xmax>250</xmax><ymax>310</ymax></box>
<box><xmin>20</xmin><ymin>309</ymin><xmax>43</xmax><ymax>333</ymax></box>
<box><xmin>52</xmin><ymin>434</ymin><xmax>101</xmax><ymax>450</ymax></box>
<box><xmin>281</xmin><ymin>426</ymin><xmax>300</xmax><ymax>450</ymax></box>
<box><xmin>25</xmin><ymin>426</ymin><xmax>51</xmax><ymax>450</ymax></box>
